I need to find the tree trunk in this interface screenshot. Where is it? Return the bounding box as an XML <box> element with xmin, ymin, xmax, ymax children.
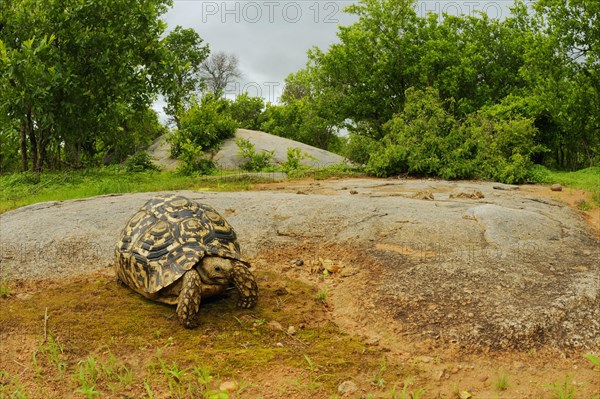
<box><xmin>20</xmin><ymin>123</ymin><xmax>28</xmax><ymax>171</ymax></box>
<box><xmin>27</xmin><ymin>110</ymin><xmax>40</xmax><ymax>172</ymax></box>
<box><xmin>39</xmin><ymin>128</ymin><xmax>49</xmax><ymax>170</ymax></box>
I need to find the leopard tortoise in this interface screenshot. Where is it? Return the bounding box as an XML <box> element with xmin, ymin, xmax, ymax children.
<box><xmin>115</xmin><ymin>194</ymin><xmax>258</xmax><ymax>328</ymax></box>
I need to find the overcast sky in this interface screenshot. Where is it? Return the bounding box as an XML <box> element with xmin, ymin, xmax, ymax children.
<box><xmin>158</xmin><ymin>0</ymin><xmax>518</xmax><ymax>114</ymax></box>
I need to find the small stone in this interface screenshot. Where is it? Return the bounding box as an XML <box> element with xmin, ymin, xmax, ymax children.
<box><xmin>435</xmin><ymin>369</ymin><xmax>445</xmax><ymax>381</ymax></box>
<box><xmin>340</xmin><ymin>268</ymin><xmax>358</xmax><ymax>277</ymax></box>
<box><xmin>551</xmin><ymin>184</ymin><xmax>563</xmax><ymax>192</ymax></box>
<box><xmin>479</xmin><ymin>375</ymin><xmax>488</xmax><ymax>382</ymax></box>
<box><xmin>275</xmin><ymin>342</ymin><xmax>284</xmax><ymax>348</ymax></box>
<box><xmin>287</xmin><ymin>325</ymin><xmax>297</xmax><ymax>335</ymax></box>
<box><xmin>512</xmin><ymin>360</ymin><xmax>524</xmax><ymax>370</ymax></box>
<box><xmin>337</xmin><ymin>380</ymin><xmax>358</xmax><ymax>395</ymax></box>
<box><xmin>350</xmin><ymin>189</ymin><xmax>359</xmax><ymax>195</ymax></box>
<box><xmin>267</xmin><ymin>321</ymin><xmax>283</xmax><ymax>331</ymax></box>
<box><xmin>365</xmin><ymin>336</ymin><xmax>380</xmax><ymax>346</ymax></box>
<box><xmin>418</xmin><ymin>355</ymin><xmax>434</xmax><ymax>363</ymax></box>
<box><xmin>219</xmin><ymin>381</ymin><xmax>238</xmax><ymax>392</ymax></box>
<box><xmin>295</xmin><ymin>259</ymin><xmax>304</xmax><ymax>267</ymax></box>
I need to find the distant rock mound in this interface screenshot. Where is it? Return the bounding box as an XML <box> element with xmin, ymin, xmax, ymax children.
<box><xmin>146</xmin><ymin>129</ymin><xmax>347</xmax><ymax>171</ymax></box>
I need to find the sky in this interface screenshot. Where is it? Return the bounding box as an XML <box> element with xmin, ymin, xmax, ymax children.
<box><xmin>156</xmin><ymin>0</ymin><xmax>519</xmax><ymax>117</ymax></box>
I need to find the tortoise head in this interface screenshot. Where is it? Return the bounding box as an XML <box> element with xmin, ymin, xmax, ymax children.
<box><xmin>197</xmin><ymin>256</ymin><xmax>233</xmax><ymax>285</ymax></box>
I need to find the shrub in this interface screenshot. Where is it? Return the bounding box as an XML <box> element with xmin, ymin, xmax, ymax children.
<box><xmin>366</xmin><ymin>87</ymin><xmax>543</xmax><ymax>183</ymax></box>
<box><xmin>176</xmin><ymin>140</ymin><xmax>216</xmax><ymax>176</ymax></box>
<box><xmin>124</xmin><ymin>151</ymin><xmax>159</xmax><ymax>172</ymax></box>
<box><xmin>281</xmin><ymin>147</ymin><xmax>311</xmax><ymax>172</ymax></box>
<box><xmin>171</xmin><ymin>94</ymin><xmax>237</xmax><ymax>157</ymax></box>
<box><xmin>236</xmin><ymin>138</ymin><xmax>274</xmax><ymax>172</ymax></box>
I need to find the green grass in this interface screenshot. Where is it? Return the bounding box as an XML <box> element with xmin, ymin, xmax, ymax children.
<box><xmin>529</xmin><ymin>166</ymin><xmax>600</xmax><ymax>205</ymax></box>
<box><xmin>0</xmin><ymin>163</ymin><xmax>365</xmax><ymax>214</ymax></box>
<box><xmin>0</xmin><ymin>167</ymin><xmax>256</xmax><ymax>214</ymax></box>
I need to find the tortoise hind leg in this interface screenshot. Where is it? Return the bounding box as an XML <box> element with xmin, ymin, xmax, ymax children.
<box><xmin>176</xmin><ymin>269</ymin><xmax>202</xmax><ymax>328</ymax></box>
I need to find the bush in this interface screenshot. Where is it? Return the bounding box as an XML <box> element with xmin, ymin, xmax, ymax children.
<box><xmin>236</xmin><ymin>138</ymin><xmax>274</xmax><ymax>172</ymax></box>
<box><xmin>280</xmin><ymin>147</ymin><xmax>312</xmax><ymax>172</ymax></box>
<box><xmin>344</xmin><ymin>134</ymin><xmax>380</xmax><ymax>165</ymax></box>
<box><xmin>124</xmin><ymin>151</ymin><xmax>159</xmax><ymax>172</ymax></box>
<box><xmin>171</xmin><ymin>94</ymin><xmax>237</xmax><ymax>157</ymax></box>
<box><xmin>176</xmin><ymin>140</ymin><xmax>216</xmax><ymax>176</ymax></box>
<box><xmin>366</xmin><ymin>87</ymin><xmax>543</xmax><ymax>183</ymax></box>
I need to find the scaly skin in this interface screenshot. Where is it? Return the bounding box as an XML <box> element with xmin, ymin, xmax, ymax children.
<box><xmin>176</xmin><ymin>269</ymin><xmax>202</xmax><ymax>328</ymax></box>
<box><xmin>232</xmin><ymin>262</ymin><xmax>258</xmax><ymax>309</ymax></box>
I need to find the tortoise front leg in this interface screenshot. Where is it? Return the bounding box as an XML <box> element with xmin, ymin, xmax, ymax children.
<box><xmin>232</xmin><ymin>263</ymin><xmax>258</xmax><ymax>309</ymax></box>
<box><xmin>176</xmin><ymin>269</ymin><xmax>202</xmax><ymax>328</ymax></box>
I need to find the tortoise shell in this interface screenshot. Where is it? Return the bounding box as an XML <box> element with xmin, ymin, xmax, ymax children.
<box><xmin>115</xmin><ymin>194</ymin><xmax>248</xmax><ymax>295</ymax></box>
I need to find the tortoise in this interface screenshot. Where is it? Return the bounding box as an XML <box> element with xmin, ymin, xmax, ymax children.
<box><xmin>115</xmin><ymin>194</ymin><xmax>258</xmax><ymax>328</ymax></box>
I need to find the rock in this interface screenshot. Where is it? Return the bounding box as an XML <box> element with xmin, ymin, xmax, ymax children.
<box><xmin>493</xmin><ymin>184</ymin><xmax>519</xmax><ymax>191</ymax></box>
<box><xmin>219</xmin><ymin>381</ymin><xmax>238</xmax><ymax>392</ymax></box>
<box><xmin>449</xmin><ymin>190</ymin><xmax>485</xmax><ymax>199</ymax></box>
<box><xmin>479</xmin><ymin>375</ymin><xmax>489</xmax><ymax>382</ymax></box>
<box><xmin>267</xmin><ymin>321</ymin><xmax>283</xmax><ymax>331</ymax></box>
<box><xmin>275</xmin><ymin>342</ymin><xmax>284</xmax><ymax>348</ymax></box>
<box><xmin>435</xmin><ymin>369</ymin><xmax>446</xmax><ymax>381</ymax></box>
<box><xmin>350</xmin><ymin>189</ymin><xmax>358</xmax><ymax>195</ymax></box>
<box><xmin>295</xmin><ymin>259</ymin><xmax>304</xmax><ymax>267</ymax></box>
<box><xmin>287</xmin><ymin>326</ymin><xmax>297</xmax><ymax>335</ymax></box>
<box><xmin>365</xmin><ymin>336</ymin><xmax>380</xmax><ymax>346</ymax></box>
<box><xmin>340</xmin><ymin>268</ymin><xmax>359</xmax><ymax>277</ymax></box>
<box><xmin>337</xmin><ymin>380</ymin><xmax>358</xmax><ymax>395</ymax></box>
<box><xmin>413</xmin><ymin>191</ymin><xmax>434</xmax><ymax>200</ymax></box>
<box><xmin>551</xmin><ymin>184</ymin><xmax>563</xmax><ymax>192</ymax></box>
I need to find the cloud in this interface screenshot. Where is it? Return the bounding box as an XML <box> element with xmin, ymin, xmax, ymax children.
<box><xmin>165</xmin><ymin>1</ymin><xmax>358</xmax><ymax>102</ymax></box>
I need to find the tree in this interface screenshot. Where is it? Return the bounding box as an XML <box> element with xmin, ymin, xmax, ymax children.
<box><xmin>229</xmin><ymin>93</ymin><xmax>264</xmax><ymax>130</ymax></box>
<box><xmin>161</xmin><ymin>26</ymin><xmax>209</xmax><ymax>129</ymax></box>
<box><xmin>0</xmin><ymin>0</ymin><xmax>176</xmax><ymax>171</ymax></box>
<box><xmin>200</xmin><ymin>51</ymin><xmax>242</xmax><ymax>97</ymax></box>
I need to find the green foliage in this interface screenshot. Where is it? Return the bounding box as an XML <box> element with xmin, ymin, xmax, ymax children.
<box><xmin>280</xmin><ymin>147</ymin><xmax>311</xmax><ymax>172</ymax></box>
<box><xmin>0</xmin><ymin>0</ymin><xmax>174</xmax><ymax>171</ymax></box>
<box><xmin>124</xmin><ymin>151</ymin><xmax>160</xmax><ymax>173</ymax></box>
<box><xmin>173</xmin><ymin>94</ymin><xmax>237</xmax><ymax>154</ymax></box>
<box><xmin>229</xmin><ymin>93</ymin><xmax>264</xmax><ymax>130</ymax></box>
<box><xmin>235</xmin><ymin>138</ymin><xmax>274</xmax><ymax>172</ymax></box>
<box><xmin>175</xmin><ymin>140</ymin><xmax>216</xmax><ymax>176</ymax></box>
<box><xmin>547</xmin><ymin>376</ymin><xmax>576</xmax><ymax>399</ymax></box>
<box><xmin>366</xmin><ymin>88</ymin><xmax>541</xmax><ymax>183</ymax></box>
<box><xmin>161</xmin><ymin>26</ymin><xmax>210</xmax><ymax>129</ymax></box>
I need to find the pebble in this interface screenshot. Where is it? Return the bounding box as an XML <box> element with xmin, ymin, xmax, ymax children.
<box><xmin>350</xmin><ymin>190</ymin><xmax>358</xmax><ymax>195</ymax></box>
<box><xmin>219</xmin><ymin>381</ymin><xmax>238</xmax><ymax>392</ymax></box>
<box><xmin>267</xmin><ymin>321</ymin><xmax>283</xmax><ymax>331</ymax></box>
<box><xmin>295</xmin><ymin>259</ymin><xmax>304</xmax><ymax>267</ymax></box>
<box><xmin>287</xmin><ymin>325</ymin><xmax>297</xmax><ymax>335</ymax></box>
<box><xmin>365</xmin><ymin>336</ymin><xmax>380</xmax><ymax>346</ymax></box>
<box><xmin>551</xmin><ymin>184</ymin><xmax>563</xmax><ymax>192</ymax></box>
<box><xmin>337</xmin><ymin>380</ymin><xmax>358</xmax><ymax>395</ymax></box>
<box><xmin>275</xmin><ymin>342</ymin><xmax>284</xmax><ymax>348</ymax></box>
<box><xmin>479</xmin><ymin>375</ymin><xmax>489</xmax><ymax>382</ymax></box>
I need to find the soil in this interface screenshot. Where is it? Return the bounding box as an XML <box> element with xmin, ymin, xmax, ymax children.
<box><xmin>1</xmin><ymin>178</ymin><xmax>599</xmax><ymax>398</ymax></box>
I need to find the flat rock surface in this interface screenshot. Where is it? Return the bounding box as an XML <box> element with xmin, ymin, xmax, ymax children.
<box><xmin>1</xmin><ymin>178</ymin><xmax>598</xmax><ymax>350</ymax></box>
